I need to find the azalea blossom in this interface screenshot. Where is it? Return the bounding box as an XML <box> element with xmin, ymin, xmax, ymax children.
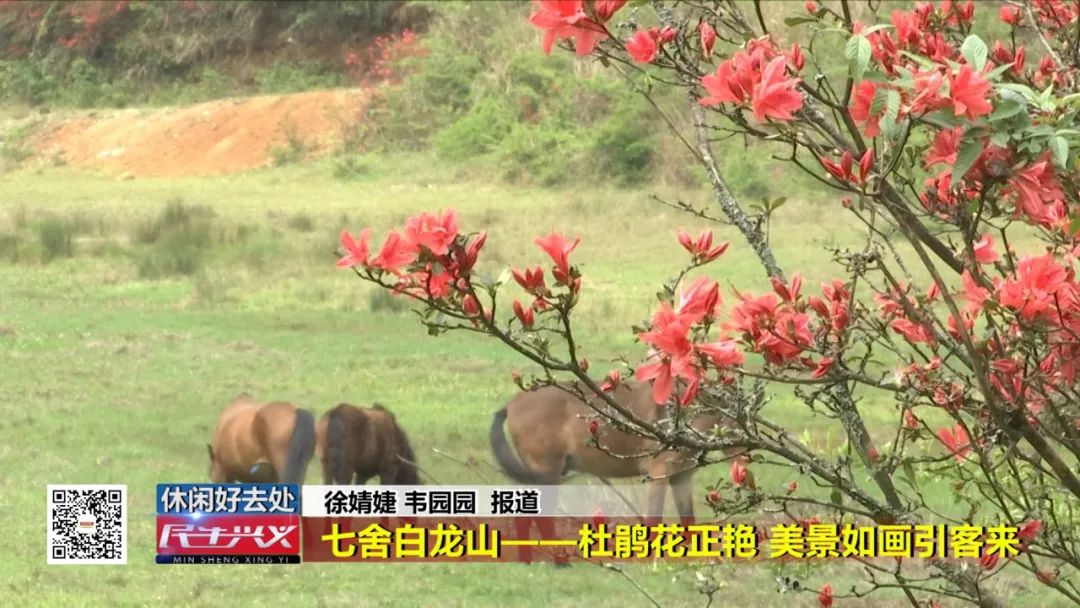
<box><xmin>699</xmin><ymin>21</ymin><xmax>716</xmax><ymax>57</ymax></box>
<box><xmin>1000</xmin><ymin>4</ymin><xmax>1022</xmax><ymax>25</ymax></box>
<box><xmin>677</xmin><ymin>228</ymin><xmax>730</xmax><ymax>263</ymax></box>
<box><xmin>850</xmin><ymin>80</ymin><xmax>881</xmax><ymax>137</ymax></box>
<box><xmin>534</xmin><ymin>232</ymin><xmax>581</xmax><ymax>284</ymax></box>
<box><xmin>751</xmin><ymin>56</ymin><xmax>804</xmax><ymax>122</ymax></box>
<box><xmin>404</xmin><ymin>209</ymin><xmax>458</xmax><ymax>257</ymax></box>
<box><xmin>730</xmin><ymin>458</ymin><xmax>748</xmax><ymax>487</ymax></box>
<box><xmin>512</xmin><ymin>266</ymin><xmax>547</xmax><ymax>294</ymax></box>
<box><xmin>972</xmin><ymin>234</ymin><xmax>999</xmax><ymax>264</ymax></box>
<box><xmin>948</xmin><ymin>64</ymin><xmax>993</xmax><ymax>120</ymax></box>
<box><xmin>529</xmin><ymin>0</ymin><xmax>608</xmax><ymax>56</ymax></box>
<box><xmin>336</xmin><ymin>228</ymin><xmax>371</xmax><ymax>268</ymax></box>
<box><xmin>818</xmin><ymin>584</ymin><xmax>833</xmax><ymax>608</ymax></box>
<box><xmin>625</xmin><ymin>30</ymin><xmax>658</xmax><ymax>63</ymax></box>
<box><xmin>937</xmin><ymin>423</ymin><xmax>972</xmax><ymax>462</ymax></box>
<box><xmin>699</xmin><ymin>42</ymin><xmax>803</xmax><ymax>122</ymax></box>
<box><xmin>370</xmin><ymin>231</ymin><xmax>416</xmax><ymax>275</ymax></box>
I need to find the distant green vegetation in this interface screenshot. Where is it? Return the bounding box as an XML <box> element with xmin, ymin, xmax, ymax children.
<box><xmin>0</xmin><ymin>1</ymin><xmax>831</xmax><ymax>196</ymax></box>
<box><xmin>0</xmin><ymin>0</ymin><xmax>423</xmax><ymax>107</ymax></box>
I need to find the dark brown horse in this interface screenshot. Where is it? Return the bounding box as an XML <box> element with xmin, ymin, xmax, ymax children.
<box><xmin>490</xmin><ymin>380</ymin><xmax>724</xmax><ymax>523</ymax></box>
<box><xmin>315</xmin><ymin>402</ymin><xmax>421</xmax><ymax>485</ymax></box>
<box><xmin>207</xmin><ymin>394</ymin><xmax>317</xmax><ymax>484</ymax></box>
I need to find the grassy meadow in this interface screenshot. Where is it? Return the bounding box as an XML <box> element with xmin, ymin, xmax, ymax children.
<box><xmin>0</xmin><ymin>151</ymin><xmax>1066</xmax><ymax>607</ymax></box>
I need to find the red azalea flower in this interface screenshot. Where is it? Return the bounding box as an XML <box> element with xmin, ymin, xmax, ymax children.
<box><xmin>529</xmin><ymin>0</ymin><xmax>607</xmax><ymax>56</ymax></box>
<box><xmin>751</xmin><ymin>56</ymin><xmax>803</xmax><ymax>122</ymax></box>
<box><xmin>677</xmin><ymin>228</ymin><xmax>730</xmax><ymax>263</ymax></box>
<box><xmin>1018</xmin><ymin>519</ymin><xmax>1042</xmax><ymax>542</ymax></box>
<box><xmin>512</xmin><ymin>266</ymin><xmax>547</xmax><ymax>294</ymax></box>
<box><xmin>937</xmin><ymin>424</ymin><xmax>972</xmax><ymax>462</ymax></box>
<box><xmin>534</xmin><ymin>232</ymin><xmax>581</xmax><ymax>285</ymax></box>
<box><xmin>973</xmin><ymin>234</ymin><xmax>999</xmax><ymax>264</ymax></box>
<box><xmin>699</xmin><ymin>21</ymin><xmax>716</xmax><ymax>57</ymax></box>
<box><xmin>513</xmin><ymin>300</ymin><xmax>535</xmax><ymax>327</ymax></box>
<box><xmin>1000</xmin><ymin>4</ymin><xmax>1022</xmax><ymax>25</ymax></box>
<box><xmin>818</xmin><ymin>583</ymin><xmax>833</xmax><ymax>608</ymax></box>
<box><xmin>404</xmin><ymin>209</ymin><xmax>459</xmax><ymax>257</ymax></box>
<box><xmin>730</xmin><ymin>458</ymin><xmax>748</xmax><ymax>487</ymax></box>
<box><xmin>336</xmin><ymin>228</ymin><xmax>371</xmax><ymax>268</ymax></box>
<box><xmin>371</xmin><ymin>231</ymin><xmax>416</xmax><ymax>275</ymax></box>
<box><xmin>948</xmin><ymin>64</ymin><xmax>993</xmax><ymax>120</ymax></box>
<box><xmin>626</xmin><ymin>30</ymin><xmax>658</xmax><ymax>63</ymax></box>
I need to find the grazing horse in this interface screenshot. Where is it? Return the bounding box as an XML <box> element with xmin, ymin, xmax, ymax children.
<box><xmin>315</xmin><ymin>403</ymin><xmax>421</xmax><ymax>485</ymax></box>
<box><xmin>490</xmin><ymin>380</ymin><xmax>725</xmax><ymax>523</ymax></box>
<box><xmin>207</xmin><ymin>394</ymin><xmax>317</xmax><ymax>484</ymax></box>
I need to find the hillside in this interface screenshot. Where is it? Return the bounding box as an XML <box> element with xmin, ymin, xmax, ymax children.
<box><xmin>28</xmin><ymin>87</ymin><xmax>369</xmax><ymax>177</ymax></box>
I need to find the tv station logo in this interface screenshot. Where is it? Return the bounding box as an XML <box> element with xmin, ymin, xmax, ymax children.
<box><xmin>155</xmin><ymin>483</ymin><xmax>301</xmax><ymax>565</ymax></box>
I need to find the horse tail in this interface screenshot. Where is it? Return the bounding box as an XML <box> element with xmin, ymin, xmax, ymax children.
<box><xmin>370</xmin><ymin>403</ymin><xmax>420</xmax><ymax>485</ymax></box>
<box><xmin>282</xmin><ymin>408</ymin><xmax>316</xmax><ymax>485</ymax></box>
<box><xmin>324</xmin><ymin>407</ymin><xmax>351</xmax><ymax>485</ymax></box>
<box><xmin>489</xmin><ymin>406</ymin><xmax>545</xmax><ymax>484</ymax></box>
<box><xmin>392</xmin><ymin>421</ymin><xmax>422</xmax><ymax>485</ymax></box>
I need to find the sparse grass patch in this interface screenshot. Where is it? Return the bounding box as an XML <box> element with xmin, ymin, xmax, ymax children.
<box><xmin>35</xmin><ymin>218</ymin><xmax>76</xmax><ymax>262</ymax></box>
<box><xmin>131</xmin><ymin>199</ymin><xmax>221</xmax><ymax>279</ymax></box>
<box><xmin>331</xmin><ymin>153</ymin><xmax>375</xmax><ymax>180</ymax></box>
<box><xmin>132</xmin><ymin>198</ymin><xmax>216</xmax><ymax>247</ymax></box>
<box><xmin>368</xmin><ymin>289</ymin><xmax>410</xmax><ymax>314</ymax></box>
<box><xmin>286</xmin><ymin>213</ymin><xmax>315</xmax><ymax>232</ymax></box>
<box><xmin>136</xmin><ymin>240</ymin><xmax>204</xmax><ymax>278</ymax></box>
<box><xmin>0</xmin><ymin>232</ymin><xmax>23</xmax><ymax>262</ymax></box>
<box><xmin>268</xmin><ymin>117</ymin><xmax>308</xmax><ymax>167</ymax></box>
<box><xmin>1</xmin><ymin>121</ymin><xmax>36</xmax><ymax>172</ymax></box>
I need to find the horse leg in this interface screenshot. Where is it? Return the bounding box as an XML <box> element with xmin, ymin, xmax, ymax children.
<box><xmin>511</xmin><ymin>458</ymin><xmax>564</xmax><ymax>566</ymax></box>
<box><xmin>644</xmin><ymin>457</ymin><xmax>671</xmax><ymax>526</ymax></box>
<box><xmin>669</xmin><ymin>468</ymin><xmax>697</xmax><ymax>526</ymax></box>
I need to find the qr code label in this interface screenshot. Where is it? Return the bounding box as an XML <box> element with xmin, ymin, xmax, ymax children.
<box><xmin>47</xmin><ymin>484</ymin><xmax>127</xmax><ymax>565</ymax></box>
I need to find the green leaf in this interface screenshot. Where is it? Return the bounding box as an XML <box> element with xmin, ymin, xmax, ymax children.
<box><xmin>902</xmin><ymin>460</ymin><xmax>919</xmax><ymax>488</ymax></box>
<box><xmin>986</xmin><ymin>62</ymin><xmax>1015</xmax><ymax>80</ymax></box>
<box><xmin>988</xmin><ymin>98</ymin><xmax>1025</xmax><ymax>122</ymax></box>
<box><xmin>845</xmin><ymin>34</ymin><xmax>872</xmax><ymax>83</ymax></box>
<box><xmin>494</xmin><ymin>267</ymin><xmax>513</xmax><ymax>289</ymax></box>
<box><xmin>784</xmin><ymin>16</ymin><xmax>818</xmax><ymax>26</ymax></box>
<box><xmin>989</xmin><ymin>131</ymin><xmax>1011</xmax><ymax>147</ymax></box>
<box><xmin>1050</xmin><ymin>135</ymin><xmax>1069</xmax><ymax>169</ymax></box>
<box><xmin>830</xmin><ymin>488</ymin><xmax>843</xmax><ymax>506</ymax></box>
<box><xmin>960</xmin><ymin>35</ymin><xmax>988</xmax><ymax>71</ymax></box>
<box><xmin>997</xmin><ymin>83</ymin><xmax>1039</xmax><ymax>102</ymax></box>
<box><xmin>861</xmin><ymin>24</ymin><xmax>892</xmax><ymax>35</ymax></box>
<box><xmin>1070</xmin><ymin>216</ymin><xmax>1080</xmax><ymax>236</ymax></box>
<box><xmin>899</xmin><ymin>51</ymin><xmax>938</xmax><ymax>71</ymax></box>
<box><xmin>924</xmin><ymin>109</ymin><xmax>968</xmax><ymax>127</ymax></box>
<box><xmin>953</xmin><ymin>135</ymin><xmax>985</xmax><ymax>182</ymax></box>
<box><xmin>869</xmin><ymin>86</ymin><xmax>890</xmax><ymax>117</ymax></box>
<box><xmin>880</xmin><ymin>88</ymin><xmax>901</xmax><ymax>140</ymax></box>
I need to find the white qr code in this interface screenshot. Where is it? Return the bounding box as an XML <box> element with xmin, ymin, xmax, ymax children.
<box><xmin>47</xmin><ymin>484</ymin><xmax>127</xmax><ymax>565</ymax></box>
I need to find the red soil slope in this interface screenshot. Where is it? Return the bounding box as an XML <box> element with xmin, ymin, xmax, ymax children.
<box><xmin>30</xmin><ymin>88</ymin><xmax>369</xmax><ymax>177</ymax></box>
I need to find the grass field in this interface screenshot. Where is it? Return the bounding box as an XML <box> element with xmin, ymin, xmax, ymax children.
<box><xmin>0</xmin><ymin>153</ymin><xmax>1067</xmax><ymax>607</ymax></box>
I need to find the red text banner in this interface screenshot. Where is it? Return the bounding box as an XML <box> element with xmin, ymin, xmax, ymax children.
<box><xmin>301</xmin><ymin>517</ymin><xmax>1023</xmax><ymax>564</ymax></box>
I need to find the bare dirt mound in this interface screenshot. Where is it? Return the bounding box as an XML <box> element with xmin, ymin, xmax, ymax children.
<box><xmin>30</xmin><ymin>88</ymin><xmax>369</xmax><ymax>178</ymax></box>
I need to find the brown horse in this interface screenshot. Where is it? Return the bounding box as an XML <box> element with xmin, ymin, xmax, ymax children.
<box><xmin>315</xmin><ymin>402</ymin><xmax>421</xmax><ymax>485</ymax></box>
<box><xmin>207</xmin><ymin>394</ymin><xmax>317</xmax><ymax>484</ymax></box>
<box><xmin>490</xmin><ymin>379</ymin><xmax>725</xmax><ymax>523</ymax></box>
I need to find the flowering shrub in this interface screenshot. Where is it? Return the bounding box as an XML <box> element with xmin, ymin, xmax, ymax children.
<box><xmin>344</xmin><ymin>29</ymin><xmax>427</xmax><ymax>87</ymax></box>
<box><xmin>341</xmin><ymin>2</ymin><xmax>1080</xmax><ymax>606</ymax></box>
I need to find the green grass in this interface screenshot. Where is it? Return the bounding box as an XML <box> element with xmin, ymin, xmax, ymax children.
<box><xmin>0</xmin><ymin>154</ymin><xmax>1067</xmax><ymax>607</ymax></box>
